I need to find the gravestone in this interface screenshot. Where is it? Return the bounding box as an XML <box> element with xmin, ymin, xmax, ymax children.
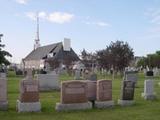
<box><xmin>17</xmin><ymin>70</ymin><xmax>41</xmax><ymax>112</ymax></box>
<box><xmin>124</xmin><ymin>71</ymin><xmax>138</xmax><ymax>84</ymax></box>
<box><xmin>118</xmin><ymin>81</ymin><xmax>135</xmax><ymax>106</ymax></box>
<box><xmin>95</xmin><ymin>80</ymin><xmax>114</xmax><ymax>108</ymax></box>
<box><xmin>37</xmin><ymin>72</ymin><xmax>60</xmax><ymax>91</ymax></box>
<box><xmin>0</xmin><ymin>73</ymin><xmax>8</xmax><ymax>110</ymax></box>
<box><xmin>142</xmin><ymin>80</ymin><xmax>156</xmax><ymax>100</ymax></box>
<box><xmin>19</xmin><ymin>80</ymin><xmax>39</xmax><ymax>102</ymax></box>
<box><xmin>153</xmin><ymin>68</ymin><xmax>159</xmax><ymax>77</ymax></box>
<box><xmin>61</xmin><ymin>81</ymin><xmax>88</xmax><ymax>104</ymax></box>
<box><xmin>56</xmin><ymin>80</ymin><xmax>92</xmax><ymax>111</ymax></box>
<box><xmin>146</xmin><ymin>71</ymin><xmax>153</xmax><ymax>76</ymax></box>
<box><xmin>142</xmin><ymin>71</ymin><xmax>156</xmax><ymax>100</ymax></box>
<box><xmin>74</xmin><ymin>69</ymin><xmax>81</xmax><ymax>80</ymax></box>
<box><xmin>88</xmin><ymin>73</ymin><xmax>97</xmax><ymax>81</ymax></box>
<box><xmin>143</xmin><ymin>69</ymin><xmax>147</xmax><ymax>75</ymax></box>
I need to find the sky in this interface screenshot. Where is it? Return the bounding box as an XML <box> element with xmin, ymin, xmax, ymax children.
<box><xmin>1</xmin><ymin>0</ymin><xmax>160</xmax><ymax>63</ymax></box>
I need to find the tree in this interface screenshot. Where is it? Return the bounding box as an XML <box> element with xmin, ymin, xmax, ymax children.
<box><xmin>97</xmin><ymin>40</ymin><xmax>134</xmax><ymax>72</ymax></box>
<box><xmin>136</xmin><ymin>57</ymin><xmax>147</xmax><ymax>68</ymax></box>
<box><xmin>136</xmin><ymin>50</ymin><xmax>160</xmax><ymax>68</ymax></box>
<box><xmin>0</xmin><ymin>34</ymin><xmax>12</xmax><ymax>65</ymax></box>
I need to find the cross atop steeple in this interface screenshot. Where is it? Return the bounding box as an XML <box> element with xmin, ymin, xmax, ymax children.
<box><xmin>34</xmin><ymin>12</ymin><xmax>41</xmax><ymax>50</ymax></box>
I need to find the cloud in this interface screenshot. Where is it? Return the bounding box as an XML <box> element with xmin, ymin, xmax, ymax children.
<box><xmin>47</xmin><ymin>12</ymin><xmax>74</xmax><ymax>24</ymax></box>
<box><xmin>96</xmin><ymin>22</ymin><xmax>110</xmax><ymax>27</ymax></box>
<box><xmin>146</xmin><ymin>8</ymin><xmax>160</xmax><ymax>24</ymax></box>
<box><xmin>25</xmin><ymin>11</ymin><xmax>74</xmax><ymax>24</ymax></box>
<box><xmin>15</xmin><ymin>0</ymin><xmax>28</xmax><ymax>4</ymax></box>
<box><xmin>26</xmin><ymin>12</ymin><xmax>36</xmax><ymax>20</ymax></box>
<box><xmin>85</xmin><ymin>21</ymin><xmax>110</xmax><ymax>27</ymax></box>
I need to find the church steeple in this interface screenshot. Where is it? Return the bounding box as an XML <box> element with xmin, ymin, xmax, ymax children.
<box><xmin>34</xmin><ymin>12</ymin><xmax>41</xmax><ymax>50</ymax></box>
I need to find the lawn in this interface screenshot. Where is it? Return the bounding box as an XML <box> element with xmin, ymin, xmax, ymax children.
<box><xmin>0</xmin><ymin>71</ymin><xmax>160</xmax><ymax>120</ymax></box>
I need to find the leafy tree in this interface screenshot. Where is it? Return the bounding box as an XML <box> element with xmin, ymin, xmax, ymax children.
<box><xmin>97</xmin><ymin>40</ymin><xmax>134</xmax><ymax>72</ymax></box>
<box><xmin>0</xmin><ymin>34</ymin><xmax>12</xmax><ymax>65</ymax></box>
<box><xmin>136</xmin><ymin>57</ymin><xmax>147</xmax><ymax>67</ymax></box>
<box><xmin>137</xmin><ymin>51</ymin><xmax>160</xmax><ymax>68</ymax></box>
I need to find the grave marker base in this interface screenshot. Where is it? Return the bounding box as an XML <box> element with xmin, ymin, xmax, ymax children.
<box><xmin>141</xmin><ymin>93</ymin><xmax>156</xmax><ymax>100</ymax></box>
<box><xmin>16</xmin><ymin>100</ymin><xmax>41</xmax><ymax>112</ymax></box>
<box><xmin>55</xmin><ymin>102</ymin><xmax>92</xmax><ymax>111</ymax></box>
<box><xmin>118</xmin><ymin>99</ymin><xmax>134</xmax><ymax>106</ymax></box>
<box><xmin>0</xmin><ymin>101</ymin><xmax>8</xmax><ymax>111</ymax></box>
<box><xmin>95</xmin><ymin>100</ymin><xmax>114</xmax><ymax>108</ymax></box>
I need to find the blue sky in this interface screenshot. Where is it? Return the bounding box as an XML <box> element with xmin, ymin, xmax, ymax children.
<box><xmin>1</xmin><ymin>0</ymin><xmax>160</xmax><ymax>63</ymax></box>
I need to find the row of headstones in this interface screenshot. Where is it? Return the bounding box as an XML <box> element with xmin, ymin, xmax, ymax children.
<box><xmin>0</xmin><ymin>70</ymin><xmax>156</xmax><ymax>112</ymax></box>
<box><xmin>55</xmin><ymin>70</ymin><xmax>156</xmax><ymax>111</ymax></box>
<box><xmin>55</xmin><ymin>80</ymin><xmax>135</xmax><ymax>111</ymax></box>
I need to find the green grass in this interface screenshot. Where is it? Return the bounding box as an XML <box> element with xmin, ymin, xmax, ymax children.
<box><xmin>0</xmin><ymin>71</ymin><xmax>160</xmax><ymax>120</ymax></box>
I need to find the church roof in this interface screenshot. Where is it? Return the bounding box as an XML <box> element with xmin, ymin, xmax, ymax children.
<box><xmin>24</xmin><ymin>42</ymin><xmax>62</xmax><ymax>60</ymax></box>
<box><xmin>23</xmin><ymin>42</ymin><xmax>79</xmax><ymax>61</ymax></box>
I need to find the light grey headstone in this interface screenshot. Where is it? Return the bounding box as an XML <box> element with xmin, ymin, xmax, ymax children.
<box><xmin>153</xmin><ymin>68</ymin><xmax>159</xmax><ymax>77</ymax></box>
<box><xmin>142</xmin><ymin>80</ymin><xmax>156</xmax><ymax>100</ymax></box>
<box><xmin>37</xmin><ymin>73</ymin><xmax>59</xmax><ymax>91</ymax></box>
<box><xmin>74</xmin><ymin>70</ymin><xmax>81</xmax><ymax>80</ymax></box>
<box><xmin>124</xmin><ymin>71</ymin><xmax>138</xmax><ymax>84</ymax></box>
<box><xmin>0</xmin><ymin>73</ymin><xmax>8</xmax><ymax>110</ymax></box>
<box><xmin>144</xmin><ymin>80</ymin><xmax>154</xmax><ymax>95</ymax></box>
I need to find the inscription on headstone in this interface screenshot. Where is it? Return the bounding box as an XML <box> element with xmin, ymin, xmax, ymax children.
<box><xmin>19</xmin><ymin>80</ymin><xmax>39</xmax><ymax>102</ymax></box>
<box><xmin>61</xmin><ymin>81</ymin><xmax>88</xmax><ymax>104</ymax></box>
<box><xmin>121</xmin><ymin>81</ymin><xmax>135</xmax><ymax>100</ymax></box>
<box><xmin>97</xmin><ymin>80</ymin><xmax>112</xmax><ymax>101</ymax></box>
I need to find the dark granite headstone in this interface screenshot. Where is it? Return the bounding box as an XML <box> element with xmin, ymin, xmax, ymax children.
<box><xmin>121</xmin><ymin>81</ymin><xmax>135</xmax><ymax>100</ymax></box>
<box><xmin>146</xmin><ymin>71</ymin><xmax>153</xmax><ymax>76</ymax></box>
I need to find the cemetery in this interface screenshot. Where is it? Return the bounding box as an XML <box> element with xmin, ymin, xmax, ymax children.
<box><xmin>1</xmin><ymin>1</ymin><xmax>160</xmax><ymax>120</ymax></box>
<box><xmin>0</xmin><ymin>70</ymin><xmax>160</xmax><ymax>120</ymax></box>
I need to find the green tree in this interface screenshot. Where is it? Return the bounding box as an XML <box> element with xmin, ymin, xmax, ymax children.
<box><xmin>97</xmin><ymin>40</ymin><xmax>134</xmax><ymax>72</ymax></box>
<box><xmin>137</xmin><ymin>51</ymin><xmax>160</xmax><ymax>68</ymax></box>
<box><xmin>0</xmin><ymin>34</ymin><xmax>12</xmax><ymax>65</ymax></box>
